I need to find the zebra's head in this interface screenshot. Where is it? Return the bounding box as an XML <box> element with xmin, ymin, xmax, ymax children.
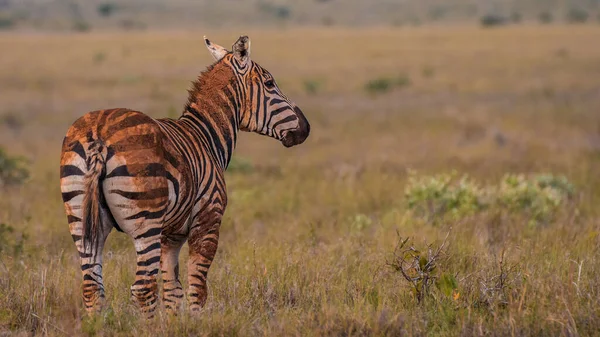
<box><xmin>204</xmin><ymin>35</ymin><xmax>310</xmax><ymax>148</ymax></box>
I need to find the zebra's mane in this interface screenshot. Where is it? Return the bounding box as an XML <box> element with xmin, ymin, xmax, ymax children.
<box><xmin>185</xmin><ymin>55</ymin><xmax>236</xmax><ymax>111</ymax></box>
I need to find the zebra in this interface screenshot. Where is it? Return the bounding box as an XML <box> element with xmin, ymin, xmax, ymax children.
<box><xmin>59</xmin><ymin>36</ymin><xmax>310</xmax><ymax>316</ymax></box>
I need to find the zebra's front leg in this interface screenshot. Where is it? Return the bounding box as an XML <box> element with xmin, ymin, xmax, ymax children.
<box><xmin>187</xmin><ymin>221</ymin><xmax>221</xmax><ymax>312</ymax></box>
<box><xmin>161</xmin><ymin>235</ymin><xmax>186</xmax><ymax>313</ymax></box>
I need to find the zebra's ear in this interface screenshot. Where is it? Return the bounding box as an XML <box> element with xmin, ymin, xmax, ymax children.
<box><xmin>232</xmin><ymin>35</ymin><xmax>251</xmax><ymax>67</ymax></box>
<box><xmin>204</xmin><ymin>36</ymin><xmax>229</xmax><ymax>61</ymax></box>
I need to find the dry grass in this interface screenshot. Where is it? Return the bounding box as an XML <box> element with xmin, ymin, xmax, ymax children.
<box><xmin>1</xmin><ymin>25</ymin><xmax>600</xmax><ymax>336</ymax></box>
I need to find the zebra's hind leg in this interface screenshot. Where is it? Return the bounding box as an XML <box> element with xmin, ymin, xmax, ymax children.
<box><xmin>161</xmin><ymin>235</ymin><xmax>186</xmax><ymax>313</ymax></box>
<box><xmin>62</xmin><ymin>160</ymin><xmax>113</xmax><ymax>314</ymax></box>
<box><xmin>131</xmin><ymin>228</ymin><xmax>162</xmax><ymax>318</ymax></box>
<box><xmin>187</xmin><ymin>220</ymin><xmax>221</xmax><ymax>312</ymax></box>
<box><xmin>101</xmin><ymin>154</ymin><xmax>169</xmax><ymax>317</ymax></box>
<box><xmin>66</xmin><ymin>206</ymin><xmax>112</xmax><ymax>314</ymax></box>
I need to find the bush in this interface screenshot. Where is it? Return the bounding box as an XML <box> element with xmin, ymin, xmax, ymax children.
<box><xmin>0</xmin><ymin>14</ymin><xmax>15</xmax><ymax>30</ymax></box>
<box><xmin>405</xmin><ymin>171</ymin><xmax>485</xmax><ymax>223</ymax></box>
<box><xmin>0</xmin><ymin>223</ymin><xmax>27</xmax><ymax>256</ymax></box>
<box><xmin>227</xmin><ymin>156</ymin><xmax>253</xmax><ymax>174</ymax></box>
<box><xmin>404</xmin><ymin>171</ymin><xmax>574</xmax><ymax>226</ymax></box>
<box><xmin>93</xmin><ymin>51</ymin><xmax>106</xmax><ymax>64</ymax></box>
<box><xmin>538</xmin><ymin>11</ymin><xmax>553</xmax><ymax>24</ymax></box>
<box><xmin>496</xmin><ymin>174</ymin><xmax>573</xmax><ymax>225</ymax></box>
<box><xmin>428</xmin><ymin>7</ymin><xmax>447</xmax><ymax>21</ymax></box>
<box><xmin>532</xmin><ymin>174</ymin><xmax>574</xmax><ymax>196</ymax></box>
<box><xmin>387</xmin><ymin>232</ymin><xmax>455</xmax><ymax>303</ymax></box>
<box><xmin>321</xmin><ymin>16</ymin><xmax>334</xmax><ymax>26</ymax></box>
<box><xmin>365</xmin><ymin>78</ymin><xmax>392</xmax><ymax>94</ymax></box>
<box><xmin>395</xmin><ymin>73</ymin><xmax>411</xmax><ymax>88</ymax></box>
<box><xmin>274</xmin><ymin>6</ymin><xmax>291</xmax><ymax>19</ymax></box>
<box><xmin>257</xmin><ymin>3</ymin><xmax>291</xmax><ymax>20</ymax></box>
<box><xmin>0</xmin><ymin>147</ymin><xmax>29</xmax><ymax>187</ymax></box>
<box><xmin>72</xmin><ymin>20</ymin><xmax>91</xmax><ymax>32</ymax></box>
<box><xmin>349</xmin><ymin>214</ymin><xmax>372</xmax><ymax>233</ymax></box>
<box><xmin>480</xmin><ymin>14</ymin><xmax>508</xmax><ymax>27</ymax></box>
<box><xmin>566</xmin><ymin>8</ymin><xmax>589</xmax><ymax>23</ymax></box>
<box><xmin>97</xmin><ymin>2</ymin><xmax>117</xmax><ymax>18</ymax></box>
<box><xmin>421</xmin><ymin>66</ymin><xmax>435</xmax><ymax>78</ymax></box>
<box><xmin>365</xmin><ymin>75</ymin><xmax>411</xmax><ymax>95</ymax></box>
<box><xmin>554</xmin><ymin>48</ymin><xmax>569</xmax><ymax>59</ymax></box>
<box><xmin>119</xmin><ymin>19</ymin><xmax>146</xmax><ymax>31</ymax></box>
<box><xmin>510</xmin><ymin>11</ymin><xmax>522</xmax><ymax>23</ymax></box>
<box><xmin>0</xmin><ymin>112</ymin><xmax>24</xmax><ymax>131</ymax></box>
<box><xmin>303</xmin><ymin>79</ymin><xmax>324</xmax><ymax>95</ymax></box>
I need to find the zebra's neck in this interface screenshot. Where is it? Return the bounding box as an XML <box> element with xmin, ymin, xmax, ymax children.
<box><xmin>178</xmin><ymin>63</ymin><xmax>242</xmax><ymax>171</ymax></box>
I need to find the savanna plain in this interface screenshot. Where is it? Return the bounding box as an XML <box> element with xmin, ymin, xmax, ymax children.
<box><xmin>1</xmin><ymin>26</ymin><xmax>600</xmax><ymax>336</ymax></box>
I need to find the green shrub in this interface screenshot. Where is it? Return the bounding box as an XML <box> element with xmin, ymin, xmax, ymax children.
<box><xmin>274</xmin><ymin>6</ymin><xmax>291</xmax><ymax>19</ymax></box>
<box><xmin>566</xmin><ymin>8</ymin><xmax>589</xmax><ymax>24</ymax></box>
<box><xmin>303</xmin><ymin>79</ymin><xmax>324</xmax><ymax>95</ymax></box>
<box><xmin>538</xmin><ymin>11</ymin><xmax>553</xmax><ymax>24</ymax></box>
<box><xmin>365</xmin><ymin>75</ymin><xmax>411</xmax><ymax>95</ymax></box>
<box><xmin>0</xmin><ymin>14</ymin><xmax>14</xmax><ymax>30</ymax></box>
<box><xmin>428</xmin><ymin>7</ymin><xmax>448</xmax><ymax>21</ymax></box>
<box><xmin>405</xmin><ymin>171</ymin><xmax>485</xmax><ymax>223</ymax></box>
<box><xmin>421</xmin><ymin>66</ymin><xmax>435</xmax><ymax>78</ymax></box>
<box><xmin>0</xmin><ymin>223</ymin><xmax>27</xmax><ymax>256</ymax></box>
<box><xmin>119</xmin><ymin>19</ymin><xmax>146</xmax><ymax>31</ymax></box>
<box><xmin>533</xmin><ymin>174</ymin><xmax>574</xmax><ymax>196</ymax></box>
<box><xmin>97</xmin><ymin>2</ymin><xmax>117</xmax><ymax>18</ymax></box>
<box><xmin>72</xmin><ymin>20</ymin><xmax>91</xmax><ymax>32</ymax></box>
<box><xmin>227</xmin><ymin>156</ymin><xmax>254</xmax><ymax>174</ymax></box>
<box><xmin>365</xmin><ymin>78</ymin><xmax>392</xmax><ymax>94</ymax></box>
<box><xmin>510</xmin><ymin>11</ymin><xmax>522</xmax><ymax>23</ymax></box>
<box><xmin>480</xmin><ymin>14</ymin><xmax>508</xmax><ymax>27</ymax></box>
<box><xmin>321</xmin><ymin>16</ymin><xmax>334</xmax><ymax>26</ymax></box>
<box><xmin>404</xmin><ymin>171</ymin><xmax>574</xmax><ymax>226</ymax></box>
<box><xmin>349</xmin><ymin>214</ymin><xmax>372</xmax><ymax>232</ymax></box>
<box><xmin>0</xmin><ymin>147</ymin><xmax>29</xmax><ymax>187</ymax></box>
<box><xmin>0</xmin><ymin>223</ymin><xmax>13</xmax><ymax>254</ymax></box>
<box><xmin>120</xmin><ymin>75</ymin><xmax>141</xmax><ymax>84</ymax></box>
<box><xmin>409</xmin><ymin>16</ymin><xmax>422</xmax><ymax>26</ymax></box>
<box><xmin>0</xmin><ymin>112</ymin><xmax>24</xmax><ymax>131</ymax></box>
<box><xmin>496</xmin><ymin>173</ymin><xmax>573</xmax><ymax>225</ymax></box>
<box><xmin>395</xmin><ymin>73</ymin><xmax>412</xmax><ymax>88</ymax></box>
<box><xmin>93</xmin><ymin>51</ymin><xmax>106</xmax><ymax>64</ymax></box>
<box><xmin>257</xmin><ymin>3</ymin><xmax>291</xmax><ymax>20</ymax></box>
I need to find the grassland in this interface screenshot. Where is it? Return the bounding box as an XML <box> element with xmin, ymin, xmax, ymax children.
<box><xmin>1</xmin><ymin>25</ymin><xmax>600</xmax><ymax>336</ymax></box>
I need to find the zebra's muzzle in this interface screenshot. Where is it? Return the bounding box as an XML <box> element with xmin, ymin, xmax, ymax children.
<box><xmin>281</xmin><ymin>106</ymin><xmax>310</xmax><ymax>147</ymax></box>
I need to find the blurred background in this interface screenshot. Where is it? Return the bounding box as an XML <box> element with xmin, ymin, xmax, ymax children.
<box><xmin>1</xmin><ymin>0</ymin><xmax>600</xmax><ymax>29</ymax></box>
<box><xmin>1</xmin><ymin>1</ymin><xmax>600</xmax><ymax>336</ymax></box>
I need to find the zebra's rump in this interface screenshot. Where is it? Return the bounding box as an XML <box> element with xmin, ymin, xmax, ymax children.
<box><xmin>60</xmin><ymin>108</ymin><xmax>204</xmax><ymax>238</ymax></box>
<box><xmin>60</xmin><ymin>109</ymin><xmax>170</xmax><ymax>233</ymax></box>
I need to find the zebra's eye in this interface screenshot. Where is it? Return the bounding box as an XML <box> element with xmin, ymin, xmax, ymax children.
<box><xmin>264</xmin><ymin>79</ymin><xmax>275</xmax><ymax>88</ymax></box>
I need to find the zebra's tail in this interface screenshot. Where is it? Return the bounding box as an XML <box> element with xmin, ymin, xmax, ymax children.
<box><xmin>82</xmin><ymin>140</ymin><xmax>107</xmax><ymax>255</ymax></box>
